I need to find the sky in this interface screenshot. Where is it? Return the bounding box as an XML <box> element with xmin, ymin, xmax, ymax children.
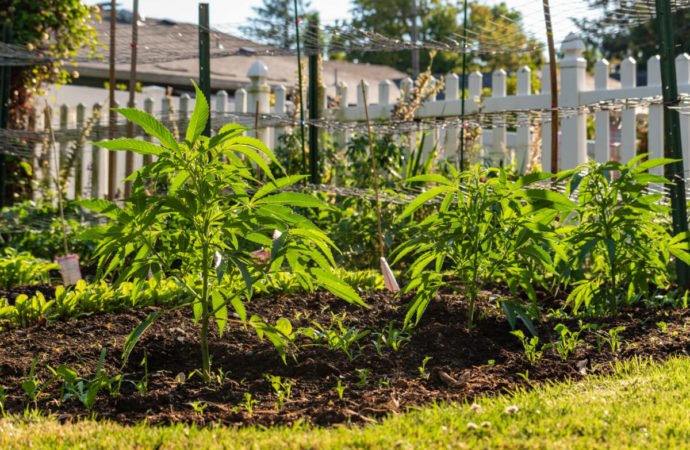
<box><xmin>84</xmin><ymin>0</ymin><xmax>594</xmax><ymax>48</ymax></box>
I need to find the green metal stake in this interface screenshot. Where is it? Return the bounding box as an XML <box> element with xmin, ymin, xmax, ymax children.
<box><xmin>458</xmin><ymin>0</ymin><xmax>468</xmax><ymax>172</ymax></box>
<box><xmin>655</xmin><ymin>0</ymin><xmax>690</xmax><ymax>286</ymax></box>
<box><xmin>307</xmin><ymin>18</ymin><xmax>319</xmax><ymax>184</ymax></box>
<box><xmin>0</xmin><ymin>23</ymin><xmax>12</xmax><ymax>208</ymax></box>
<box><xmin>293</xmin><ymin>0</ymin><xmax>307</xmax><ymax>180</ymax></box>
<box><xmin>199</xmin><ymin>3</ymin><xmax>211</xmax><ymax>137</ymax></box>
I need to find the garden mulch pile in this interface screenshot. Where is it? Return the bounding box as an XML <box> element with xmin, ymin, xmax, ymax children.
<box><xmin>1</xmin><ymin>285</ymin><xmax>689</xmax><ymax>427</ymax></box>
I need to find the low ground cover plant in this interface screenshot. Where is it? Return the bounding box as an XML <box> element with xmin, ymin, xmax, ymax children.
<box><xmin>0</xmin><ymin>200</ymin><xmax>98</xmax><ymax>267</ymax></box>
<box><xmin>0</xmin><ymin>248</ymin><xmax>59</xmax><ymax>289</ymax></box>
<box><xmin>79</xmin><ymin>84</ymin><xmax>365</xmax><ymax>380</ymax></box>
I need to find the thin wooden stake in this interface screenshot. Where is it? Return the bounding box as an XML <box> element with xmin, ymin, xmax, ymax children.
<box><xmin>255</xmin><ymin>100</ymin><xmax>262</xmax><ymax>181</ymax></box>
<box><xmin>45</xmin><ymin>103</ymin><xmax>69</xmax><ymax>256</ymax></box>
<box><xmin>361</xmin><ymin>81</ymin><xmax>385</xmax><ymax>259</ymax></box>
<box><xmin>543</xmin><ymin>0</ymin><xmax>559</xmax><ymax>172</ymax></box>
<box><xmin>124</xmin><ymin>0</ymin><xmax>139</xmax><ymax>198</ymax></box>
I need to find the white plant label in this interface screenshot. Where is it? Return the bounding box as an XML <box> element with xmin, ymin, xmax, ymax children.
<box><xmin>56</xmin><ymin>254</ymin><xmax>82</xmax><ymax>285</ymax></box>
<box><xmin>380</xmin><ymin>257</ymin><xmax>400</xmax><ymax>292</ymax></box>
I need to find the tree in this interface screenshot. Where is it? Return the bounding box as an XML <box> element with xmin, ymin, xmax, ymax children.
<box><xmin>346</xmin><ymin>0</ymin><xmax>542</xmax><ymax>75</ymax></box>
<box><xmin>1</xmin><ymin>0</ymin><xmax>100</xmax><ymax>128</ymax></box>
<box><xmin>576</xmin><ymin>1</ymin><xmax>690</xmax><ymax>69</ymax></box>
<box><xmin>0</xmin><ymin>0</ymin><xmax>99</xmax><ymax>204</ymax></box>
<box><xmin>239</xmin><ymin>0</ymin><xmax>312</xmax><ymax>50</ymax></box>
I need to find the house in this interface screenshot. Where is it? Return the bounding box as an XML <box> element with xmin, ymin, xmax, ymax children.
<box><xmin>63</xmin><ymin>8</ymin><xmax>405</xmax><ymax>107</ymax></box>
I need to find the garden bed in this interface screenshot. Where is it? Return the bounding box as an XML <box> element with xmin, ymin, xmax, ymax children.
<box><xmin>1</xmin><ymin>284</ymin><xmax>689</xmax><ymax>427</ymax></box>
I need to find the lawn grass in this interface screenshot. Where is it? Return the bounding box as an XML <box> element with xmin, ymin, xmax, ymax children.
<box><xmin>2</xmin><ymin>356</ymin><xmax>689</xmax><ymax>449</ymax></box>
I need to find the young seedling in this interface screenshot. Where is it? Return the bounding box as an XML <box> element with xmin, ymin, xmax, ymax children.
<box><xmin>265</xmin><ymin>374</ymin><xmax>294</xmax><ymax>411</ymax></box>
<box><xmin>554</xmin><ymin>323</ymin><xmax>584</xmax><ymax>361</ymax></box>
<box><xmin>241</xmin><ymin>392</ymin><xmax>259</xmax><ymax>417</ymax></box>
<box><xmin>657</xmin><ymin>322</ymin><xmax>668</xmax><ymax>334</ymax></box>
<box><xmin>21</xmin><ymin>357</ymin><xmax>56</xmax><ymax>408</ymax></box>
<box><xmin>419</xmin><ymin>356</ymin><xmax>432</xmax><ymax>380</ymax></box>
<box><xmin>0</xmin><ymin>385</ymin><xmax>6</xmax><ymax>418</ymax></box>
<box><xmin>511</xmin><ymin>330</ymin><xmax>550</xmax><ymax>365</ymax></box>
<box><xmin>188</xmin><ymin>401</ymin><xmax>207</xmax><ymax>416</ymax></box>
<box><xmin>355</xmin><ymin>368</ymin><xmax>369</xmax><ymax>389</ymax></box>
<box><xmin>332</xmin><ymin>380</ymin><xmax>347</xmax><ymax>400</ymax></box>
<box><xmin>133</xmin><ymin>351</ymin><xmax>148</xmax><ymax>397</ymax></box>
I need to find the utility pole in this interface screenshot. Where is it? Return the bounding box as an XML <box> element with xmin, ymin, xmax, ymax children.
<box><xmin>198</xmin><ymin>3</ymin><xmax>211</xmax><ymax>137</ymax></box>
<box><xmin>542</xmin><ymin>0</ymin><xmax>559</xmax><ymax>173</ymax></box>
<box><xmin>125</xmin><ymin>0</ymin><xmax>139</xmax><ymax>198</ymax></box>
<box><xmin>107</xmin><ymin>0</ymin><xmax>117</xmax><ymax>200</ymax></box>
<box><xmin>411</xmin><ymin>0</ymin><xmax>419</xmax><ymax>79</ymax></box>
<box><xmin>655</xmin><ymin>0</ymin><xmax>690</xmax><ymax>285</ymax></box>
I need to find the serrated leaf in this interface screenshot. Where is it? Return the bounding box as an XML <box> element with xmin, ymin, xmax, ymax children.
<box><xmin>311</xmin><ymin>268</ymin><xmax>367</xmax><ymax>307</ymax></box>
<box><xmin>211</xmin><ymin>291</ymin><xmax>227</xmax><ymax>337</ymax></box>
<box><xmin>95</xmin><ymin>139</ymin><xmax>166</xmax><ymax>156</ymax></box>
<box><xmin>187</xmin><ymin>82</ymin><xmax>209</xmax><ymax>144</ymax></box>
<box><xmin>254</xmin><ymin>192</ymin><xmax>330</xmax><ymax>209</ymax></box>
<box><xmin>113</xmin><ymin>108</ymin><xmax>179</xmax><ymax>152</ymax></box>
<box><xmin>400</xmin><ymin>186</ymin><xmax>454</xmax><ymax>219</ymax></box>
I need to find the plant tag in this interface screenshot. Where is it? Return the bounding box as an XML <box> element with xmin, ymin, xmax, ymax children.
<box><xmin>380</xmin><ymin>257</ymin><xmax>400</xmax><ymax>292</ymax></box>
<box><xmin>56</xmin><ymin>254</ymin><xmax>82</xmax><ymax>285</ymax></box>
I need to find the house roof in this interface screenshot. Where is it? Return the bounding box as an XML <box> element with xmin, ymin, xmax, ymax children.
<box><xmin>75</xmin><ymin>14</ymin><xmax>405</xmax><ymax>104</ymax></box>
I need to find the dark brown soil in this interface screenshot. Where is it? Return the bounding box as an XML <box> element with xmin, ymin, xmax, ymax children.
<box><xmin>1</xmin><ymin>285</ymin><xmax>689</xmax><ymax>427</ymax></box>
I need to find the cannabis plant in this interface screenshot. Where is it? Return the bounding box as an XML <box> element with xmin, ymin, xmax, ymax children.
<box><xmin>79</xmin><ymin>83</ymin><xmax>364</xmax><ymax>380</ymax></box>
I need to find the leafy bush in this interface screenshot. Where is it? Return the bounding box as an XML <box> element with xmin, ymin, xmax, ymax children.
<box><xmin>0</xmin><ymin>248</ymin><xmax>59</xmax><ymax>289</ymax></box>
<box><xmin>558</xmin><ymin>156</ymin><xmax>690</xmax><ymax>314</ymax></box>
<box><xmin>79</xmin><ymin>83</ymin><xmax>365</xmax><ymax>380</ymax></box>
<box><xmin>392</xmin><ymin>164</ymin><xmax>568</xmax><ymax>329</ymax></box>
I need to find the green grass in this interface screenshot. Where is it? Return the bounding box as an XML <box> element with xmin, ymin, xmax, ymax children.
<box><xmin>2</xmin><ymin>356</ymin><xmax>690</xmax><ymax>448</ymax></box>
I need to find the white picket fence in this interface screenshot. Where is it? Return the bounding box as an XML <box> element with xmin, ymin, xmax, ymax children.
<box><xmin>34</xmin><ymin>33</ymin><xmax>690</xmax><ymax>200</ymax></box>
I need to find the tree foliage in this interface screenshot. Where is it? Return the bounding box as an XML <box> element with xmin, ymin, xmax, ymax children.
<box><xmin>239</xmin><ymin>0</ymin><xmax>312</xmax><ymax>50</ymax></box>
<box><xmin>575</xmin><ymin>1</ymin><xmax>690</xmax><ymax>69</ymax></box>
<box><xmin>347</xmin><ymin>0</ymin><xmax>543</xmax><ymax>75</ymax></box>
<box><xmin>0</xmin><ymin>0</ymin><xmax>99</xmax><ymax>204</ymax></box>
<box><xmin>1</xmin><ymin>0</ymin><xmax>100</xmax><ymax>128</ymax></box>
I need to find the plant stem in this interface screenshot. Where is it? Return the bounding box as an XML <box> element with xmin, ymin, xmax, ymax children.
<box><xmin>200</xmin><ymin>242</ymin><xmax>211</xmax><ymax>380</ymax></box>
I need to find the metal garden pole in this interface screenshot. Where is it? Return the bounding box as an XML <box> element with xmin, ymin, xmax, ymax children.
<box><xmin>199</xmin><ymin>3</ymin><xmax>211</xmax><ymax>137</ymax></box>
<box><xmin>107</xmin><ymin>0</ymin><xmax>117</xmax><ymax>200</ymax></box>
<box><xmin>458</xmin><ymin>0</ymin><xmax>468</xmax><ymax>171</ymax></box>
<box><xmin>655</xmin><ymin>0</ymin><xmax>690</xmax><ymax>285</ymax></box>
<box><xmin>307</xmin><ymin>18</ymin><xmax>319</xmax><ymax>184</ymax></box>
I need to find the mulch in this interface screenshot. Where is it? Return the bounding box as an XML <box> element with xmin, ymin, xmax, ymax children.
<box><xmin>1</xmin><ymin>284</ymin><xmax>689</xmax><ymax>427</ymax></box>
